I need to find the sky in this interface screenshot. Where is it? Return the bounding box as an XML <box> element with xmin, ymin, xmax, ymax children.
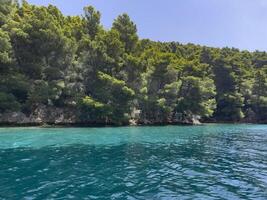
<box><xmin>27</xmin><ymin>0</ymin><xmax>267</xmax><ymax>52</ymax></box>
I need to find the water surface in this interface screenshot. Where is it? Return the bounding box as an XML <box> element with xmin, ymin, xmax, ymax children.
<box><xmin>0</xmin><ymin>124</ymin><xmax>266</xmax><ymax>199</ymax></box>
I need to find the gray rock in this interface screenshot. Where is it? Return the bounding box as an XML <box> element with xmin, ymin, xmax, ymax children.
<box><xmin>0</xmin><ymin>105</ymin><xmax>79</xmax><ymax>125</ymax></box>
<box><xmin>0</xmin><ymin>112</ymin><xmax>31</xmax><ymax>124</ymax></box>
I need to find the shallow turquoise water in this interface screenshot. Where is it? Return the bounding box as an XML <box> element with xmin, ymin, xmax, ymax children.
<box><xmin>0</xmin><ymin>124</ymin><xmax>266</xmax><ymax>199</ymax></box>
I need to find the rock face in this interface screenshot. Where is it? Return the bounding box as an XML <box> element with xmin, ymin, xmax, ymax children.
<box><xmin>137</xmin><ymin>112</ymin><xmax>201</xmax><ymax>125</ymax></box>
<box><xmin>0</xmin><ymin>112</ymin><xmax>33</xmax><ymax>124</ymax></box>
<box><xmin>0</xmin><ymin>105</ymin><xmax>79</xmax><ymax>125</ymax></box>
<box><xmin>0</xmin><ymin>104</ymin><xmax>204</xmax><ymax>126</ymax></box>
<box><xmin>1</xmin><ymin>107</ymin><xmax>264</xmax><ymax>126</ymax></box>
<box><xmin>0</xmin><ymin>109</ymin><xmax>201</xmax><ymax>126</ymax></box>
<box><xmin>31</xmin><ymin>105</ymin><xmax>78</xmax><ymax>124</ymax></box>
<box><xmin>172</xmin><ymin>113</ymin><xmax>201</xmax><ymax>125</ymax></box>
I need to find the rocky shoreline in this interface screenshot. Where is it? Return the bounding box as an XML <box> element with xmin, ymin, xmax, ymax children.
<box><xmin>0</xmin><ymin>113</ymin><xmax>201</xmax><ymax>127</ymax></box>
<box><xmin>0</xmin><ymin>108</ymin><xmax>265</xmax><ymax>127</ymax></box>
<box><xmin>0</xmin><ymin>105</ymin><xmax>202</xmax><ymax>126</ymax></box>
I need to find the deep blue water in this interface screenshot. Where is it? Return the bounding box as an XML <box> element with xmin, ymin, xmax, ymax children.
<box><xmin>0</xmin><ymin>124</ymin><xmax>266</xmax><ymax>199</ymax></box>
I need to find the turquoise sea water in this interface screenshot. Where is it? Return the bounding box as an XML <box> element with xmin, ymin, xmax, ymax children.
<box><xmin>0</xmin><ymin>124</ymin><xmax>266</xmax><ymax>199</ymax></box>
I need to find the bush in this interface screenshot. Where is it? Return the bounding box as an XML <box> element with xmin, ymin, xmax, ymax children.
<box><xmin>0</xmin><ymin>92</ymin><xmax>20</xmax><ymax>112</ymax></box>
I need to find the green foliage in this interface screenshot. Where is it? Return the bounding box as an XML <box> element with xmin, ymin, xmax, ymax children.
<box><xmin>27</xmin><ymin>81</ymin><xmax>55</xmax><ymax>106</ymax></box>
<box><xmin>83</xmin><ymin>6</ymin><xmax>101</xmax><ymax>39</ymax></box>
<box><xmin>0</xmin><ymin>0</ymin><xmax>17</xmax><ymax>27</ymax></box>
<box><xmin>0</xmin><ymin>29</ymin><xmax>13</xmax><ymax>73</ymax></box>
<box><xmin>216</xmin><ymin>93</ymin><xmax>244</xmax><ymax>121</ymax></box>
<box><xmin>0</xmin><ymin>92</ymin><xmax>20</xmax><ymax>112</ymax></box>
<box><xmin>112</xmin><ymin>13</ymin><xmax>138</xmax><ymax>53</ymax></box>
<box><xmin>250</xmin><ymin>70</ymin><xmax>267</xmax><ymax>121</ymax></box>
<box><xmin>0</xmin><ymin>74</ymin><xmax>30</xmax><ymax>103</ymax></box>
<box><xmin>8</xmin><ymin>1</ymin><xmax>75</xmax><ymax>79</ymax></box>
<box><xmin>93</xmin><ymin>72</ymin><xmax>135</xmax><ymax>123</ymax></box>
<box><xmin>176</xmin><ymin>76</ymin><xmax>216</xmax><ymax>117</ymax></box>
<box><xmin>0</xmin><ymin>1</ymin><xmax>266</xmax><ymax>124</ymax></box>
<box><xmin>79</xmin><ymin>96</ymin><xmax>111</xmax><ymax>121</ymax></box>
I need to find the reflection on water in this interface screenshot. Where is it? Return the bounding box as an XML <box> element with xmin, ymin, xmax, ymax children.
<box><xmin>0</xmin><ymin>125</ymin><xmax>266</xmax><ymax>199</ymax></box>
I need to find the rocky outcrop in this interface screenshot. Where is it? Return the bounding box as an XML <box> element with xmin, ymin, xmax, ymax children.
<box><xmin>0</xmin><ymin>105</ymin><xmax>79</xmax><ymax>126</ymax></box>
<box><xmin>0</xmin><ymin>112</ymin><xmax>34</xmax><ymax>124</ymax></box>
<box><xmin>0</xmin><ymin>108</ymin><xmax>202</xmax><ymax>126</ymax></box>
<box><xmin>137</xmin><ymin>112</ymin><xmax>201</xmax><ymax>125</ymax></box>
<box><xmin>31</xmin><ymin>105</ymin><xmax>79</xmax><ymax>124</ymax></box>
<box><xmin>172</xmin><ymin>113</ymin><xmax>201</xmax><ymax>125</ymax></box>
<box><xmin>1</xmin><ymin>106</ymin><xmax>264</xmax><ymax>126</ymax></box>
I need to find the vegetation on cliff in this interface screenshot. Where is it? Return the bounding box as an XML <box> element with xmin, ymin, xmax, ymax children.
<box><xmin>0</xmin><ymin>0</ymin><xmax>266</xmax><ymax>124</ymax></box>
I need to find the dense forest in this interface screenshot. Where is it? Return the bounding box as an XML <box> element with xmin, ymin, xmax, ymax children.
<box><xmin>0</xmin><ymin>0</ymin><xmax>266</xmax><ymax>125</ymax></box>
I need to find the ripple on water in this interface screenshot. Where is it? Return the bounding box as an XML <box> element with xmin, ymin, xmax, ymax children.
<box><xmin>0</xmin><ymin>125</ymin><xmax>267</xmax><ymax>199</ymax></box>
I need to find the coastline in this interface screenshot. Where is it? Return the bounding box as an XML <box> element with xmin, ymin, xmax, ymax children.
<box><xmin>1</xmin><ymin>109</ymin><xmax>266</xmax><ymax>128</ymax></box>
<box><xmin>0</xmin><ymin>121</ymin><xmax>266</xmax><ymax>128</ymax></box>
